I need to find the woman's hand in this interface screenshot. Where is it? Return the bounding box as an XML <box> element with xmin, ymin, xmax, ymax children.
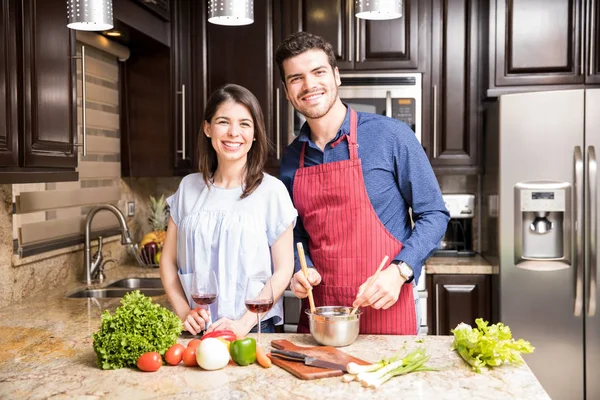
<box><xmin>290</xmin><ymin>268</ymin><xmax>321</xmax><ymax>299</ymax></box>
<box><xmin>183</xmin><ymin>307</ymin><xmax>210</xmax><ymax>335</ymax></box>
<box><xmin>207</xmin><ymin>317</ymin><xmax>253</xmax><ymax>338</ymax></box>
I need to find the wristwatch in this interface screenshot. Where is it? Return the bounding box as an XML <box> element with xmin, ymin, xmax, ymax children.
<box><xmin>396</xmin><ymin>262</ymin><xmax>414</xmax><ymax>281</ymax></box>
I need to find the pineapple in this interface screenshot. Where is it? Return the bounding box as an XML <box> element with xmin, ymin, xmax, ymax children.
<box><xmin>149</xmin><ymin>195</ymin><xmax>168</xmax><ymax>232</ymax></box>
<box><xmin>147</xmin><ymin>195</ymin><xmax>168</xmax><ymax>244</ymax></box>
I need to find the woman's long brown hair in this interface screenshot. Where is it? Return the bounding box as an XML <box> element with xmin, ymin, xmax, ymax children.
<box><xmin>197</xmin><ymin>84</ymin><xmax>269</xmax><ymax>199</ymax></box>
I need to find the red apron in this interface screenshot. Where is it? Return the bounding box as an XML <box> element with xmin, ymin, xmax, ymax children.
<box><xmin>293</xmin><ymin>108</ymin><xmax>416</xmax><ymax>335</ymax></box>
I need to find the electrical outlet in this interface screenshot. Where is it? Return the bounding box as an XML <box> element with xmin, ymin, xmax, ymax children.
<box><xmin>127</xmin><ymin>201</ymin><xmax>135</xmax><ymax>217</ymax></box>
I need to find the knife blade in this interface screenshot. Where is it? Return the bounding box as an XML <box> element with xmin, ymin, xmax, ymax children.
<box><xmin>270</xmin><ymin>349</ymin><xmax>348</xmax><ymax>372</ymax></box>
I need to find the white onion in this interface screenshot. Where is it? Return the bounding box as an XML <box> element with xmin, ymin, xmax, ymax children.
<box><xmin>196</xmin><ymin>338</ymin><xmax>230</xmax><ymax>370</ymax></box>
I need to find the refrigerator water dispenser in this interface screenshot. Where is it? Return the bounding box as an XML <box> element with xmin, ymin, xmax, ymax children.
<box><xmin>514</xmin><ymin>182</ymin><xmax>572</xmax><ymax>270</ymax></box>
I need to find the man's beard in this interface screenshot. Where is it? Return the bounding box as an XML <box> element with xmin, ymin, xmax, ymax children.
<box><xmin>295</xmin><ymin>85</ymin><xmax>338</xmax><ymax>120</ymax></box>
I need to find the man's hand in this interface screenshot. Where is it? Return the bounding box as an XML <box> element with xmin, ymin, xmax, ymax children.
<box><xmin>352</xmin><ymin>264</ymin><xmax>406</xmax><ymax>310</ymax></box>
<box><xmin>290</xmin><ymin>269</ymin><xmax>321</xmax><ymax>298</ymax></box>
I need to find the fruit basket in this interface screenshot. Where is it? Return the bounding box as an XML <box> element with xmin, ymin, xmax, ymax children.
<box><xmin>133</xmin><ymin>195</ymin><xmax>168</xmax><ymax>268</ymax></box>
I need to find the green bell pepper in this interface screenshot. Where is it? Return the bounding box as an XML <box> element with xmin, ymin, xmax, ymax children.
<box><xmin>230</xmin><ymin>338</ymin><xmax>257</xmax><ymax>366</ymax></box>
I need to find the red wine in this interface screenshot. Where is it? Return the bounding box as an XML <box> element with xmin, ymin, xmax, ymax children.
<box><xmin>245</xmin><ymin>299</ymin><xmax>274</xmax><ymax>313</ymax></box>
<box><xmin>192</xmin><ymin>294</ymin><xmax>217</xmax><ymax>305</ymax></box>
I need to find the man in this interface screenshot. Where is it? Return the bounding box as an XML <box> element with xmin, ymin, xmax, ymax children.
<box><xmin>276</xmin><ymin>32</ymin><xmax>449</xmax><ymax>335</ymax></box>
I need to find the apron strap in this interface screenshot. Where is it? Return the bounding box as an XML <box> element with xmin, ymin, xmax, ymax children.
<box><xmin>298</xmin><ymin>108</ymin><xmax>359</xmax><ymax>168</ymax></box>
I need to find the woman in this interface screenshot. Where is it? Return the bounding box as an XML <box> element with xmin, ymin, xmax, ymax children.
<box><xmin>160</xmin><ymin>84</ymin><xmax>297</xmax><ymax>337</ymax></box>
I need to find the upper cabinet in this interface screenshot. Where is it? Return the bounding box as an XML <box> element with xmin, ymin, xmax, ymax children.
<box><xmin>0</xmin><ymin>0</ymin><xmax>78</xmax><ymax>183</ymax></box>
<box><xmin>428</xmin><ymin>0</ymin><xmax>483</xmax><ymax>174</ymax></box>
<box><xmin>489</xmin><ymin>0</ymin><xmax>600</xmax><ymax>95</ymax></box>
<box><xmin>203</xmin><ymin>0</ymin><xmax>283</xmax><ymax>174</ymax></box>
<box><xmin>285</xmin><ymin>0</ymin><xmax>423</xmax><ymax>70</ymax></box>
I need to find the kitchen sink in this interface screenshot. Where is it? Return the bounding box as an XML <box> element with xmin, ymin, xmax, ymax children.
<box><xmin>67</xmin><ymin>287</ymin><xmax>165</xmax><ymax>298</ymax></box>
<box><xmin>106</xmin><ymin>278</ymin><xmax>163</xmax><ymax>289</ymax></box>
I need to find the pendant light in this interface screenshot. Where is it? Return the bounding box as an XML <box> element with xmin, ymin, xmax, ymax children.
<box><xmin>67</xmin><ymin>0</ymin><xmax>113</xmax><ymax>31</ymax></box>
<box><xmin>208</xmin><ymin>0</ymin><xmax>254</xmax><ymax>26</ymax></box>
<box><xmin>355</xmin><ymin>0</ymin><xmax>403</xmax><ymax>20</ymax></box>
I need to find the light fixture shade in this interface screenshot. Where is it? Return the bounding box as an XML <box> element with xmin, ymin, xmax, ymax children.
<box><xmin>355</xmin><ymin>0</ymin><xmax>403</xmax><ymax>20</ymax></box>
<box><xmin>208</xmin><ymin>0</ymin><xmax>254</xmax><ymax>26</ymax></box>
<box><xmin>67</xmin><ymin>0</ymin><xmax>113</xmax><ymax>31</ymax></box>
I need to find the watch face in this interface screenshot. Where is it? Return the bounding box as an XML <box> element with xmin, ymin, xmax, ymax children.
<box><xmin>400</xmin><ymin>263</ymin><xmax>413</xmax><ymax>277</ymax></box>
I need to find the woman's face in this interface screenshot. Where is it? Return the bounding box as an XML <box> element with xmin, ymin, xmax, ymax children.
<box><xmin>204</xmin><ymin>100</ymin><xmax>255</xmax><ymax>166</ymax></box>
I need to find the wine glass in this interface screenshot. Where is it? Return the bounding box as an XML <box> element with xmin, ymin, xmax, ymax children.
<box><xmin>191</xmin><ymin>270</ymin><xmax>218</xmax><ymax>332</ymax></box>
<box><xmin>244</xmin><ymin>276</ymin><xmax>274</xmax><ymax>346</ymax></box>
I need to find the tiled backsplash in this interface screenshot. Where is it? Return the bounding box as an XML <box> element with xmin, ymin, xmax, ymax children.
<box><xmin>0</xmin><ymin>177</ymin><xmax>181</xmax><ymax>309</ymax></box>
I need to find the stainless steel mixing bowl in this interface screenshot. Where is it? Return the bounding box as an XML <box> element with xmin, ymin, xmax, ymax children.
<box><xmin>306</xmin><ymin>306</ymin><xmax>361</xmax><ymax>347</ymax></box>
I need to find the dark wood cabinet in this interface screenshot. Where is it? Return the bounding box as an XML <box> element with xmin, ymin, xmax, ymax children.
<box><xmin>285</xmin><ymin>0</ymin><xmax>422</xmax><ymax>70</ymax></box>
<box><xmin>427</xmin><ymin>274</ymin><xmax>492</xmax><ymax>335</ymax></box>
<box><xmin>171</xmin><ymin>0</ymin><xmax>195</xmax><ymax>175</ymax></box>
<box><xmin>489</xmin><ymin>0</ymin><xmax>599</xmax><ymax>95</ymax></box>
<box><xmin>428</xmin><ymin>0</ymin><xmax>482</xmax><ymax>174</ymax></box>
<box><xmin>0</xmin><ymin>0</ymin><xmax>78</xmax><ymax>183</ymax></box>
<box><xmin>1</xmin><ymin>0</ymin><xmax>18</xmax><ymax>168</ymax></box>
<box><xmin>203</xmin><ymin>0</ymin><xmax>283</xmax><ymax>173</ymax></box>
<box><xmin>120</xmin><ymin>0</ymin><xmax>198</xmax><ymax>177</ymax></box>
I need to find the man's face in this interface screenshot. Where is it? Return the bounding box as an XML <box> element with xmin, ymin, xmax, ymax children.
<box><xmin>282</xmin><ymin>49</ymin><xmax>341</xmax><ymax>120</ymax></box>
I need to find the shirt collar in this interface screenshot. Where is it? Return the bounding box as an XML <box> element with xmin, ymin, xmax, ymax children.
<box><xmin>297</xmin><ymin>104</ymin><xmax>353</xmax><ymax>143</ymax></box>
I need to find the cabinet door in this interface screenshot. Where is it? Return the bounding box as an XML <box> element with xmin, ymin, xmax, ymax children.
<box><xmin>172</xmin><ymin>0</ymin><xmax>195</xmax><ymax>174</ymax></box>
<box><xmin>354</xmin><ymin>0</ymin><xmax>420</xmax><ymax>70</ymax></box>
<box><xmin>429</xmin><ymin>0</ymin><xmax>480</xmax><ymax>172</ymax></box>
<box><xmin>492</xmin><ymin>0</ymin><xmax>584</xmax><ymax>88</ymax></box>
<box><xmin>205</xmin><ymin>0</ymin><xmax>278</xmax><ymax>163</ymax></box>
<box><xmin>0</xmin><ymin>0</ymin><xmax>18</xmax><ymax>167</ymax></box>
<box><xmin>289</xmin><ymin>0</ymin><xmax>354</xmax><ymax>70</ymax></box>
<box><xmin>428</xmin><ymin>274</ymin><xmax>491</xmax><ymax>335</ymax></box>
<box><xmin>587</xmin><ymin>0</ymin><xmax>600</xmax><ymax>84</ymax></box>
<box><xmin>21</xmin><ymin>0</ymin><xmax>77</xmax><ymax>168</ymax></box>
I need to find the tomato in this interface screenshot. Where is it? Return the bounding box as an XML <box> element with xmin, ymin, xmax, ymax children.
<box><xmin>201</xmin><ymin>329</ymin><xmax>237</xmax><ymax>343</ymax></box>
<box><xmin>165</xmin><ymin>343</ymin><xmax>185</xmax><ymax>366</ymax></box>
<box><xmin>182</xmin><ymin>346</ymin><xmax>198</xmax><ymax>367</ymax></box>
<box><xmin>187</xmin><ymin>339</ymin><xmax>202</xmax><ymax>349</ymax></box>
<box><xmin>137</xmin><ymin>352</ymin><xmax>162</xmax><ymax>372</ymax></box>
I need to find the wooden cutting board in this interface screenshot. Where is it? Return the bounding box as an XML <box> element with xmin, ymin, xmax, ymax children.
<box><xmin>269</xmin><ymin>339</ymin><xmax>370</xmax><ymax>380</ymax></box>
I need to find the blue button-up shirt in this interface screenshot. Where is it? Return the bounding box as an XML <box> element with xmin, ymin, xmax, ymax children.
<box><xmin>279</xmin><ymin>106</ymin><xmax>449</xmax><ymax>285</ymax></box>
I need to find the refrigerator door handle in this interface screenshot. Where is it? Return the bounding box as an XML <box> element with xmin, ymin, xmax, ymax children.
<box><xmin>575</xmin><ymin>146</ymin><xmax>584</xmax><ymax>317</ymax></box>
<box><xmin>588</xmin><ymin>146</ymin><xmax>597</xmax><ymax>317</ymax></box>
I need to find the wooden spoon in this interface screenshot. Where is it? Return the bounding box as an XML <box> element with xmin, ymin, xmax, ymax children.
<box><xmin>297</xmin><ymin>242</ymin><xmax>316</xmax><ymax>314</ymax></box>
<box><xmin>350</xmin><ymin>255</ymin><xmax>389</xmax><ymax>315</ymax></box>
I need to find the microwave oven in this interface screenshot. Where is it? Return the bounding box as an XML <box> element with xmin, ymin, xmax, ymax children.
<box><xmin>287</xmin><ymin>73</ymin><xmax>422</xmax><ymax>144</ymax></box>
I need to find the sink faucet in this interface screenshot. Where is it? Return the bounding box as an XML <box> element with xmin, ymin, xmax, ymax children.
<box><xmin>84</xmin><ymin>204</ymin><xmax>133</xmax><ymax>286</ymax></box>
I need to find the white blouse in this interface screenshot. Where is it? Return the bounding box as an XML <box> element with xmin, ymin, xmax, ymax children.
<box><xmin>167</xmin><ymin>173</ymin><xmax>297</xmax><ymax>327</ymax></box>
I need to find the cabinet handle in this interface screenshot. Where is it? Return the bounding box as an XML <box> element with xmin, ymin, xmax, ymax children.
<box><xmin>432</xmin><ymin>84</ymin><xmax>438</xmax><ymax>158</ymax></box>
<box><xmin>348</xmin><ymin>0</ymin><xmax>353</xmax><ymax>62</ymax></box>
<box><xmin>73</xmin><ymin>45</ymin><xmax>88</xmax><ymax>156</ymax></box>
<box><xmin>435</xmin><ymin>283</ymin><xmax>440</xmax><ymax>335</ymax></box>
<box><xmin>385</xmin><ymin>91</ymin><xmax>392</xmax><ymax>118</ymax></box>
<box><xmin>176</xmin><ymin>84</ymin><xmax>186</xmax><ymax>160</ymax></box>
<box><xmin>590</xmin><ymin>0</ymin><xmax>596</xmax><ymax>76</ymax></box>
<box><xmin>355</xmin><ymin>17</ymin><xmax>360</xmax><ymax>62</ymax></box>
<box><xmin>276</xmin><ymin>88</ymin><xmax>281</xmax><ymax>160</ymax></box>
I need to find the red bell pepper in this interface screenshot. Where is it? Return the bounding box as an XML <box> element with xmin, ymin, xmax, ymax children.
<box><xmin>201</xmin><ymin>329</ymin><xmax>237</xmax><ymax>343</ymax></box>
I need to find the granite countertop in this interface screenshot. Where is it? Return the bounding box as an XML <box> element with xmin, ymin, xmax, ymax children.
<box><xmin>0</xmin><ymin>265</ymin><xmax>546</xmax><ymax>399</ymax></box>
<box><xmin>426</xmin><ymin>254</ymin><xmax>498</xmax><ymax>275</ymax></box>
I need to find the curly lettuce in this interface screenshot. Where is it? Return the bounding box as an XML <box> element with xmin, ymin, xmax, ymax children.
<box><xmin>92</xmin><ymin>290</ymin><xmax>183</xmax><ymax>370</ymax></box>
<box><xmin>451</xmin><ymin>318</ymin><xmax>534</xmax><ymax>373</ymax></box>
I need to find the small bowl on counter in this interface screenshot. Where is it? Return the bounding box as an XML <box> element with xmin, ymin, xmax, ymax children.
<box><xmin>306</xmin><ymin>306</ymin><xmax>361</xmax><ymax>347</ymax></box>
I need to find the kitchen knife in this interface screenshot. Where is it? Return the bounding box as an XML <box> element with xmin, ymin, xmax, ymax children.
<box><xmin>270</xmin><ymin>349</ymin><xmax>348</xmax><ymax>372</ymax></box>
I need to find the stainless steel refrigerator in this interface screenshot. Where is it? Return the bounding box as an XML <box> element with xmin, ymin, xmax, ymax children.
<box><xmin>483</xmin><ymin>89</ymin><xmax>600</xmax><ymax>400</ymax></box>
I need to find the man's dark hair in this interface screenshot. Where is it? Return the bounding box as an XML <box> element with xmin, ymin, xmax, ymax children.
<box><xmin>275</xmin><ymin>32</ymin><xmax>337</xmax><ymax>83</ymax></box>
